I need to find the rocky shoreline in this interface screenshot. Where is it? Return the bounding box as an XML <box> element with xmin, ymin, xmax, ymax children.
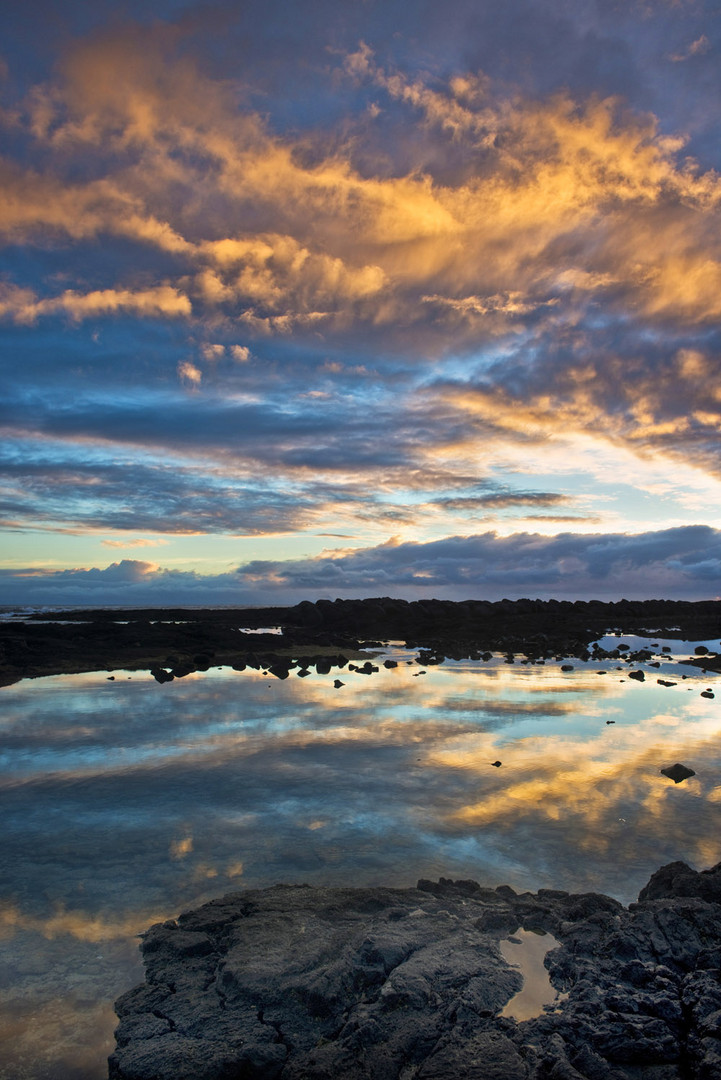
<box><xmin>109</xmin><ymin>861</ymin><xmax>721</xmax><ymax>1080</ymax></box>
<box><xmin>2</xmin><ymin>597</ymin><xmax>721</xmax><ymax>686</ymax></box>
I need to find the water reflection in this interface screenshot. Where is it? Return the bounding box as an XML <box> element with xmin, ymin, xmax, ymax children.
<box><xmin>1</xmin><ymin>649</ymin><xmax>720</xmax><ymax>1078</ymax></box>
<box><xmin>499</xmin><ymin>930</ymin><xmax>567</xmax><ymax>1021</ymax></box>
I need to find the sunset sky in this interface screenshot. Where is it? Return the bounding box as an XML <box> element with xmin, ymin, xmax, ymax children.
<box><xmin>2</xmin><ymin>0</ymin><xmax>721</xmax><ymax>606</ymax></box>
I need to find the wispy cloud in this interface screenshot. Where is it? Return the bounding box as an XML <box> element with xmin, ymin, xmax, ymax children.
<box><xmin>669</xmin><ymin>34</ymin><xmax>710</xmax><ymax>61</ymax></box>
<box><xmin>101</xmin><ymin>538</ymin><xmax>168</xmax><ymax>549</ymax></box>
<box><xmin>0</xmin><ymin>283</ymin><xmax>191</xmax><ymax>324</ymax></box>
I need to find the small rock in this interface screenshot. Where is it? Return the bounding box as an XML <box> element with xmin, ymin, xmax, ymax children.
<box><xmin>661</xmin><ymin>763</ymin><xmax>696</xmax><ymax>784</ymax></box>
<box><xmin>150</xmin><ymin>667</ymin><xmax>174</xmax><ymax>684</ymax></box>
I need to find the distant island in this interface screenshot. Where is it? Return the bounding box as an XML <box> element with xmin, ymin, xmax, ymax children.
<box><xmin>2</xmin><ymin>597</ymin><xmax>720</xmax><ymax>686</ymax></box>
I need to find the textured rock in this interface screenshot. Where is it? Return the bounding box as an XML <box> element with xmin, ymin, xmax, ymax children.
<box><xmin>110</xmin><ymin>863</ymin><xmax>721</xmax><ymax>1080</ymax></box>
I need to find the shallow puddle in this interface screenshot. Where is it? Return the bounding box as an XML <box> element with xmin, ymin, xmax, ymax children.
<box><xmin>499</xmin><ymin>930</ymin><xmax>567</xmax><ymax>1020</ymax></box>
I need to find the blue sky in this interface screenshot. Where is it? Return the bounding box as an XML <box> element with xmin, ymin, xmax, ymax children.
<box><xmin>2</xmin><ymin>0</ymin><xmax>721</xmax><ymax>605</ymax></box>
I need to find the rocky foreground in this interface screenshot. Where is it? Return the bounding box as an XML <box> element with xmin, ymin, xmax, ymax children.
<box><xmin>109</xmin><ymin>861</ymin><xmax>721</xmax><ymax>1080</ymax></box>
<box><xmin>2</xmin><ymin>597</ymin><xmax>721</xmax><ymax>685</ymax></box>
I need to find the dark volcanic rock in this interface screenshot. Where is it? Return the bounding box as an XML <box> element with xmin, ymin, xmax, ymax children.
<box><xmin>661</xmin><ymin>763</ymin><xmax>696</xmax><ymax>784</ymax></box>
<box><xmin>3</xmin><ymin>597</ymin><xmax>721</xmax><ymax>686</ymax></box>
<box><xmin>110</xmin><ymin>862</ymin><xmax>721</xmax><ymax>1080</ymax></box>
<box><xmin>638</xmin><ymin>861</ymin><xmax>721</xmax><ymax>904</ymax></box>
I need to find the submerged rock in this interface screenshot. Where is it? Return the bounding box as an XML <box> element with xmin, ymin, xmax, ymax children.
<box><xmin>109</xmin><ymin>862</ymin><xmax>721</xmax><ymax>1080</ymax></box>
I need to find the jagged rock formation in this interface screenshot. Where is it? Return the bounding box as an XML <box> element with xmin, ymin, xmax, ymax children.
<box><xmin>109</xmin><ymin>862</ymin><xmax>721</xmax><ymax>1079</ymax></box>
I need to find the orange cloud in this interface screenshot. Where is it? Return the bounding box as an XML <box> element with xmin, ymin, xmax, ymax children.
<box><xmin>0</xmin><ymin>282</ymin><xmax>191</xmax><ymax>324</ymax></box>
<box><xmin>2</xmin><ymin>28</ymin><xmax>721</xmax><ymax>359</ymax></box>
<box><xmin>177</xmin><ymin>360</ymin><xmax>202</xmax><ymax>386</ymax></box>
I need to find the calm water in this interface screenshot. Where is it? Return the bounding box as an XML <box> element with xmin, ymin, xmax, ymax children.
<box><xmin>1</xmin><ymin>640</ymin><xmax>721</xmax><ymax>1079</ymax></box>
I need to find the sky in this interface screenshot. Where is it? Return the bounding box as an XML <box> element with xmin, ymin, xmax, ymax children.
<box><xmin>2</xmin><ymin>0</ymin><xmax>721</xmax><ymax>606</ymax></box>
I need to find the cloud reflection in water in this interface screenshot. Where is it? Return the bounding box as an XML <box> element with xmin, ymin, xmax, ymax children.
<box><xmin>1</xmin><ymin>654</ymin><xmax>720</xmax><ymax>1078</ymax></box>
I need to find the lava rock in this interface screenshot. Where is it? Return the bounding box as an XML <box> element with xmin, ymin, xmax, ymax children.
<box><xmin>110</xmin><ymin>862</ymin><xmax>721</xmax><ymax>1080</ymax></box>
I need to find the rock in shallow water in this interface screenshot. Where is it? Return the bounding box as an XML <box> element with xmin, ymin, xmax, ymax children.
<box><xmin>661</xmin><ymin>763</ymin><xmax>696</xmax><ymax>784</ymax></box>
<box><xmin>109</xmin><ymin>863</ymin><xmax>721</xmax><ymax>1080</ymax></box>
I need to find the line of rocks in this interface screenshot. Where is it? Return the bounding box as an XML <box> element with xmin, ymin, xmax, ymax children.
<box><xmin>109</xmin><ymin>861</ymin><xmax>721</xmax><ymax>1080</ymax></box>
<box><xmin>3</xmin><ymin>597</ymin><xmax>720</xmax><ymax>686</ymax></box>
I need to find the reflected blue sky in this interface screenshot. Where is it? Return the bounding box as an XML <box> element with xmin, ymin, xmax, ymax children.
<box><xmin>1</xmin><ymin>650</ymin><xmax>720</xmax><ymax>1078</ymax></box>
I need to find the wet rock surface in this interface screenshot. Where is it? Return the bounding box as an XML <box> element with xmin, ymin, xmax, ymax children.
<box><xmin>109</xmin><ymin>861</ymin><xmax>721</xmax><ymax>1080</ymax></box>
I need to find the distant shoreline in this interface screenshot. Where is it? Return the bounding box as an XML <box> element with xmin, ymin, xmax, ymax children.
<box><xmin>2</xmin><ymin>596</ymin><xmax>720</xmax><ymax>686</ymax></box>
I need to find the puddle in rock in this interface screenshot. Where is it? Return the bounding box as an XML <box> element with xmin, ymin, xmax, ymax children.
<box><xmin>499</xmin><ymin>929</ymin><xmax>567</xmax><ymax>1020</ymax></box>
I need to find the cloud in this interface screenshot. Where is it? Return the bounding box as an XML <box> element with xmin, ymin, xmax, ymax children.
<box><xmin>0</xmin><ymin>444</ymin><xmax>325</xmax><ymax>535</ymax></box>
<box><xmin>2</xmin><ymin>6</ymin><xmax>721</xmax><ymax>598</ymax></box>
<box><xmin>228</xmin><ymin>525</ymin><xmax>721</xmax><ymax>601</ymax></box>
<box><xmin>177</xmin><ymin>359</ymin><xmax>202</xmax><ymax>386</ymax></box>
<box><xmin>2</xmin><ymin>526</ymin><xmax>720</xmax><ymax>606</ymax></box>
<box><xmin>1</xmin><ymin>17</ymin><xmax>719</xmax><ymax>509</ymax></box>
<box><xmin>0</xmin><ymin>282</ymin><xmax>191</xmax><ymax>324</ymax></box>
<box><xmin>101</xmin><ymin>538</ymin><xmax>168</xmax><ymax>549</ymax></box>
<box><xmin>669</xmin><ymin>34</ymin><xmax>710</xmax><ymax>61</ymax></box>
<box><xmin>2</xmin><ymin>23</ymin><xmax>721</xmax><ymax>352</ymax></box>
<box><xmin>434</xmin><ymin>325</ymin><xmax>721</xmax><ymax>477</ymax></box>
<box><xmin>436</xmin><ymin>492</ymin><xmax>570</xmax><ymax>511</ymax></box>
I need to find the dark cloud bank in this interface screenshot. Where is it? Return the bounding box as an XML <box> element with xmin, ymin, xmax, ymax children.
<box><xmin>4</xmin><ymin>525</ymin><xmax>720</xmax><ymax>607</ymax></box>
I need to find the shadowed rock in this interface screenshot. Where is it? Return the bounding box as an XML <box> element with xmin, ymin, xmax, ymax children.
<box><xmin>3</xmin><ymin>597</ymin><xmax>721</xmax><ymax>686</ymax></box>
<box><xmin>109</xmin><ymin>861</ymin><xmax>721</xmax><ymax>1080</ymax></box>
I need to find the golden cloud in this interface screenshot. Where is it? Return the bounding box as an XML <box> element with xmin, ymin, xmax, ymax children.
<box><xmin>0</xmin><ymin>38</ymin><xmax>714</xmax><ymax>291</ymax></box>
<box><xmin>0</xmin><ymin>282</ymin><xmax>191</xmax><ymax>324</ymax></box>
<box><xmin>1</xmin><ymin>23</ymin><xmax>721</xmax><ymax>444</ymax></box>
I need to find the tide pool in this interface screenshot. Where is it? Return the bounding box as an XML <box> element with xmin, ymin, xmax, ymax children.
<box><xmin>1</xmin><ymin>643</ymin><xmax>720</xmax><ymax>1078</ymax></box>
